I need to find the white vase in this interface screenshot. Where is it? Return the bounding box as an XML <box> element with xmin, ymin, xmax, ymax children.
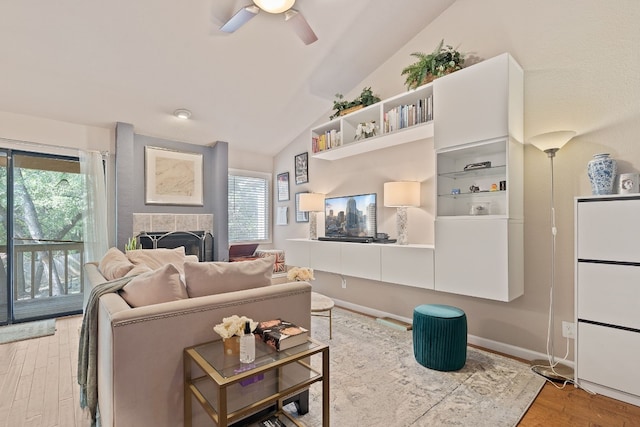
<box><xmin>587</xmin><ymin>153</ymin><xmax>617</xmax><ymax>195</ymax></box>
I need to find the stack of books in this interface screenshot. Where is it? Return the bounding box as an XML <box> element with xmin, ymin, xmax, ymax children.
<box><xmin>255</xmin><ymin>319</ymin><xmax>308</xmax><ymax>351</ymax></box>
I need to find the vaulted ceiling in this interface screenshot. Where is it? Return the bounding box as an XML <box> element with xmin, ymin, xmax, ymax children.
<box><xmin>0</xmin><ymin>0</ymin><xmax>456</xmax><ymax>155</ymax></box>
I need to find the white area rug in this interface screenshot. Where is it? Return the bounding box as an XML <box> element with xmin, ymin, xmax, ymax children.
<box><xmin>0</xmin><ymin>319</ymin><xmax>56</xmax><ymax>344</ymax></box>
<box><xmin>290</xmin><ymin>308</ymin><xmax>544</xmax><ymax>426</ymax></box>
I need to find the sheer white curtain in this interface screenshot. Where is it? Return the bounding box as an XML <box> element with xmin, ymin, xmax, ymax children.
<box><xmin>80</xmin><ymin>151</ymin><xmax>109</xmax><ymax>263</ymax></box>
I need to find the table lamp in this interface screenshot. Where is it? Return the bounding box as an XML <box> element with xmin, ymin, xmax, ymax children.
<box><xmin>384</xmin><ymin>181</ymin><xmax>420</xmax><ymax>245</ymax></box>
<box><xmin>299</xmin><ymin>192</ymin><xmax>325</xmax><ymax>239</ymax></box>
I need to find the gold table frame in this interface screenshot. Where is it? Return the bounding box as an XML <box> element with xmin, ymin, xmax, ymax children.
<box><xmin>184</xmin><ymin>337</ymin><xmax>329</xmax><ymax>427</ymax></box>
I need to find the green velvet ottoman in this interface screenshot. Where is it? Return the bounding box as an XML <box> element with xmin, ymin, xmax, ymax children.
<box><xmin>413</xmin><ymin>304</ymin><xmax>467</xmax><ymax>371</ymax></box>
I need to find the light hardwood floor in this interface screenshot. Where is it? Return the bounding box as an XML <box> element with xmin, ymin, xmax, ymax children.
<box><xmin>1</xmin><ymin>315</ymin><xmax>639</xmax><ymax>427</ymax></box>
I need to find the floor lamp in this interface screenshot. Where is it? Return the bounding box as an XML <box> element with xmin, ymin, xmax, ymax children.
<box><xmin>299</xmin><ymin>192</ymin><xmax>325</xmax><ymax>240</ymax></box>
<box><xmin>528</xmin><ymin>130</ymin><xmax>576</xmax><ymax>382</ymax></box>
<box><xmin>384</xmin><ymin>181</ymin><xmax>420</xmax><ymax>245</ymax></box>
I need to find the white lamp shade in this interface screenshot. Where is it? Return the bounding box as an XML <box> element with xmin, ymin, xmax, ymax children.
<box><xmin>253</xmin><ymin>0</ymin><xmax>295</xmax><ymax>13</ymax></box>
<box><xmin>528</xmin><ymin>130</ymin><xmax>576</xmax><ymax>152</ymax></box>
<box><xmin>384</xmin><ymin>181</ymin><xmax>420</xmax><ymax>207</ymax></box>
<box><xmin>298</xmin><ymin>192</ymin><xmax>324</xmax><ymax>212</ymax></box>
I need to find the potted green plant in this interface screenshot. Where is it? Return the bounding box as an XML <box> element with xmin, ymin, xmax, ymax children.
<box><xmin>329</xmin><ymin>87</ymin><xmax>381</xmax><ymax>120</ymax></box>
<box><xmin>401</xmin><ymin>40</ymin><xmax>465</xmax><ymax>90</ymax></box>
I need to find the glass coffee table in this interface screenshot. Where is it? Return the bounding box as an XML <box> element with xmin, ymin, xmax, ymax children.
<box><xmin>184</xmin><ymin>337</ymin><xmax>329</xmax><ymax>427</ymax></box>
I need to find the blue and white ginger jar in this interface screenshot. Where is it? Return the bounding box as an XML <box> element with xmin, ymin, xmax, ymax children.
<box><xmin>587</xmin><ymin>153</ymin><xmax>617</xmax><ymax>195</ymax></box>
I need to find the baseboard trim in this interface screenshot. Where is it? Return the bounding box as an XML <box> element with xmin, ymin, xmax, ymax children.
<box><xmin>332</xmin><ymin>298</ymin><xmax>574</xmax><ymax>368</ymax></box>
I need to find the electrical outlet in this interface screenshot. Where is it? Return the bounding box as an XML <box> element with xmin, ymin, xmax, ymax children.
<box><xmin>562</xmin><ymin>321</ymin><xmax>576</xmax><ymax>339</ymax></box>
<box><xmin>341</xmin><ymin>276</ymin><xmax>347</xmax><ymax>288</ymax></box>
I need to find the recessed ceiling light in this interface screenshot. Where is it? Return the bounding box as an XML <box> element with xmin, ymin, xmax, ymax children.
<box><xmin>174</xmin><ymin>109</ymin><xmax>192</xmax><ymax>120</ymax></box>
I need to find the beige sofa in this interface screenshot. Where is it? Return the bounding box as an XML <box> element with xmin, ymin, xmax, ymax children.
<box><xmin>84</xmin><ymin>258</ymin><xmax>312</xmax><ymax>427</ymax></box>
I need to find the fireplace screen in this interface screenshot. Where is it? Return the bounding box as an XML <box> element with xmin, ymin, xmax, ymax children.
<box><xmin>137</xmin><ymin>231</ymin><xmax>214</xmax><ymax>261</ymax></box>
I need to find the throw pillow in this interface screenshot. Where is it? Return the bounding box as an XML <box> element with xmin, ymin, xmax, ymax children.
<box><xmin>125</xmin><ymin>247</ymin><xmax>187</xmax><ymax>271</ymax></box>
<box><xmin>98</xmin><ymin>247</ymin><xmax>135</xmax><ymax>281</ymax></box>
<box><xmin>184</xmin><ymin>257</ymin><xmax>274</xmax><ymax>298</ymax></box>
<box><xmin>119</xmin><ymin>264</ymin><xmax>188</xmax><ymax>307</ymax></box>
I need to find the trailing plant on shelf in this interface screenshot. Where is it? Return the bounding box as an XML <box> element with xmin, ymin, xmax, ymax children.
<box><xmin>401</xmin><ymin>39</ymin><xmax>465</xmax><ymax>90</ymax></box>
<box><xmin>329</xmin><ymin>87</ymin><xmax>381</xmax><ymax>120</ymax></box>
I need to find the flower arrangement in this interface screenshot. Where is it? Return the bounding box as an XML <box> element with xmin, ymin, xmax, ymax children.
<box><xmin>213</xmin><ymin>315</ymin><xmax>257</xmax><ymax>339</ymax></box>
<box><xmin>355</xmin><ymin>121</ymin><xmax>377</xmax><ymax>140</ymax></box>
<box><xmin>287</xmin><ymin>267</ymin><xmax>315</xmax><ymax>282</ymax></box>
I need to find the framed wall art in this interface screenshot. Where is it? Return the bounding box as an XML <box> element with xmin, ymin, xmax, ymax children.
<box><xmin>145</xmin><ymin>146</ymin><xmax>204</xmax><ymax>206</ymax></box>
<box><xmin>277</xmin><ymin>172</ymin><xmax>290</xmax><ymax>201</ymax></box>
<box><xmin>294</xmin><ymin>152</ymin><xmax>309</xmax><ymax>185</ymax></box>
<box><xmin>295</xmin><ymin>191</ymin><xmax>309</xmax><ymax>222</ymax></box>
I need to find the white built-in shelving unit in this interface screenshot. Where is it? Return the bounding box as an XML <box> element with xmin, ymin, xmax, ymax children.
<box><xmin>311</xmin><ymin>84</ymin><xmax>434</xmax><ymax>160</ymax></box>
<box><xmin>290</xmin><ymin>53</ymin><xmax>524</xmax><ymax>302</ymax></box>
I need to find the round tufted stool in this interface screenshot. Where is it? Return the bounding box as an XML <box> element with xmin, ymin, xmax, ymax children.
<box><xmin>413</xmin><ymin>304</ymin><xmax>467</xmax><ymax>371</ymax></box>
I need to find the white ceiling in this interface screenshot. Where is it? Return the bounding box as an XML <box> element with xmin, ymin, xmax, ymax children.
<box><xmin>0</xmin><ymin>0</ymin><xmax>456</xmax><ymax>156</ymax></box>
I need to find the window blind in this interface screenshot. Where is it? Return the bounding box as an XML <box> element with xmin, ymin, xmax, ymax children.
<box><xmin>228</xmin><ymin>171</ymin><xmax>270</xmax><ymax>243</ymax></box>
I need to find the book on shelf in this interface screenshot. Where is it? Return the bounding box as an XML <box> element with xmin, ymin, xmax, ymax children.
<box><xmin>258</xmin><ymin>415</ymin><xmax>285</xmax><ymax>427</ymax></box>
<box><xmin>383</xmin><ymin>94</ymin><xmax>433</xmax><ymax>133</ymax></box>
<box><xmin>255</xmin><ymin>319</ymin><xmax>309</xmax><ymax>351</ymax></box>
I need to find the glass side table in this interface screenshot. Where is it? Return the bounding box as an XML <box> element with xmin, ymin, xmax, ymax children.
<box><xmin>184</xmin><ymin>336</ymin><xmax>329</xmax><ymax>427</ymax></box>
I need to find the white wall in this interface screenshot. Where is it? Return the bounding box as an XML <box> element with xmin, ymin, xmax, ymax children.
<box><xmin>0</xmin><ymin>110</ymin><xmax>117</xmax><ymax>246</ymax></box>
<box><xmin>272</xmin><ymin>0</ymin><xmax>640</xmax><ymax>360</ymax></box>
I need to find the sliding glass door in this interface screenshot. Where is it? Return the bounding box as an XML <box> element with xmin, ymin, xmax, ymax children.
<box><xmin>0</xmin><ymin>152</ymin><xmax>8</xmax><ymax>324</ymax></box>
<box><xmin>1</xmin><ymin>150</ymin><xmax>85</xmax><ymax>324</ymax></box>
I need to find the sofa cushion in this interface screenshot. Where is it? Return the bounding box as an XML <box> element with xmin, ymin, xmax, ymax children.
<box><xmin>184</xmin><ymin>257</ymin><xmax>274</xmax><ymax>298</ymax></box>
<box><xmin>98</xmin><ymin>247</ymin><xmax>135</xmax><ymax>281</ymax></box>
<box><xmin>119</xmin><ymin>264</ymin><xmax>188</xmax><ymax>307</ymax></box>
<box><xmin>125</xmin><ymin>247</ymin><xmax>198</xmax><ymax>275</ymax></box>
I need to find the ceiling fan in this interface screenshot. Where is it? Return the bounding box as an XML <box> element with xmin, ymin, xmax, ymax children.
<box><xmin>220</xmin><ymin>0</ymin><xmax>318</xmax><ymax>45</ymax></box>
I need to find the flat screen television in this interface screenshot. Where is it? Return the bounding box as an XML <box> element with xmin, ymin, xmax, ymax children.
<box><xmin>324</xmin><ymin>193</ymin><xmax>377</xmax><ymax>238</ymax></box>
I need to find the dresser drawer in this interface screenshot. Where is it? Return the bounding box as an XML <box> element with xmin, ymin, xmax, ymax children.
<box><xmin>577</xmin><ymin>322</ymin><xmax>640</xmax><ymax>397</ymax></box>
<box><xmin>577</xmin><ymin>262</ymin><xmax>640</xmax><ymax>329</ymax></box>
<box><xmin>577</xmin><ymin>198</ymin><xmax>640</xmax><ymax>262</ymax></box>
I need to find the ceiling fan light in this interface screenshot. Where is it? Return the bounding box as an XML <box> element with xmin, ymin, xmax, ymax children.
<box><xmin>253</xmin><ymin>0</ymin><xmax>295</xmax><ymax>14</ymax></box>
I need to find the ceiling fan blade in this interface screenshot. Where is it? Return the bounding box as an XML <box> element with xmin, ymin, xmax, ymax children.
<box><xmin>220</xmin><ymin>5</ymin><xmax>260</xmax><ymax>33</ymax></box>
<box><xmin>284</xmin><ymin>9</ymin><xmax>318</xmax><ymax>45</ymax></box>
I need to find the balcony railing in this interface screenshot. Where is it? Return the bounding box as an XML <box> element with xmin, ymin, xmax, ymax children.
<box><xmin>4</xmin><ymin>241</ymin><xmax>85</xmax><ymax>301</ymax></box>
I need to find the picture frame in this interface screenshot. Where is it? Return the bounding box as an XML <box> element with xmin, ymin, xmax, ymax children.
<box><xmin>294</xmin><ymin>152</ymin><xmax>309</xmax><ymax>185</ymax></box>
<box><xmin>295</xmin><ymin>191</ymin><xmax>309</xmax><ymax>223</ymax></box>
<box><xmin>277</xmin><ymin>172</ymin><xmax>290</xmax><ymax>201</ymax></box>
<box><xmin>145</xmin><ymin>146</ymin><xmax>204</xmax><ymax>206</ymax></box>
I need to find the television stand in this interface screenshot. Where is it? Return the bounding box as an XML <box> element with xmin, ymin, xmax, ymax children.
<box><xmin>317</xmin><ymin>236</ymin><xmax>373</xmax><ymax>243</ymax></box>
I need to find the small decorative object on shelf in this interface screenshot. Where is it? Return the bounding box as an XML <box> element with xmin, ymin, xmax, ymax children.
<box><xmin>464</xmin><ymin>161</ymin><xmax>491</xmax><ymax>171</ymax></box>
<box><xmin>287</xmin><ymin>266</ymin><xmax>315</xmax><ymax>282</ymax></box>
<box><xmin>213</xmin><ymin>315</ymin><xmax>258</xmax><ymax>355</ymax></box>
<box><xmin>355</xmin><ymin>121</ymin><xmax>377</xmax><ymax>140</ymax></box>
<box><xmin>239</xmin><ymin>321</ymin><xmax>255</xmax><ymax>363</ymax></box>
<box><xmin>401</xmin><ymin>39</ymin><xmax>465</xmax><ymax>90</ymax></box>
<box><xmin>618</xmin><ymin>173</ymin><xmax>639</xmax><ymax>194</ymax></box>
<box><xmin>469</xmin><ymin>202</ymin><xmax>491</xmax><ymax>215</ymax></box>
<box><xmin>469</xmin><ymin>185</ymin><xmax>480</xmax><ymax>193</ymax></box>
<box><xmin>587</xmin><ymin>153</ymin><xmax>617</xmax><ymax>195</ymax></box>
<box><xmin>329</xmin><ymin>87</ymin><xmax>381</xmax><ymax>120</ymax></box>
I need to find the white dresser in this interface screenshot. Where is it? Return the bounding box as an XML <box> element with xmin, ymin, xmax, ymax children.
<box><xmin>575</xmin><ymin>195</ymin><xmax>640</xmax><ymax>406</ymax></box>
